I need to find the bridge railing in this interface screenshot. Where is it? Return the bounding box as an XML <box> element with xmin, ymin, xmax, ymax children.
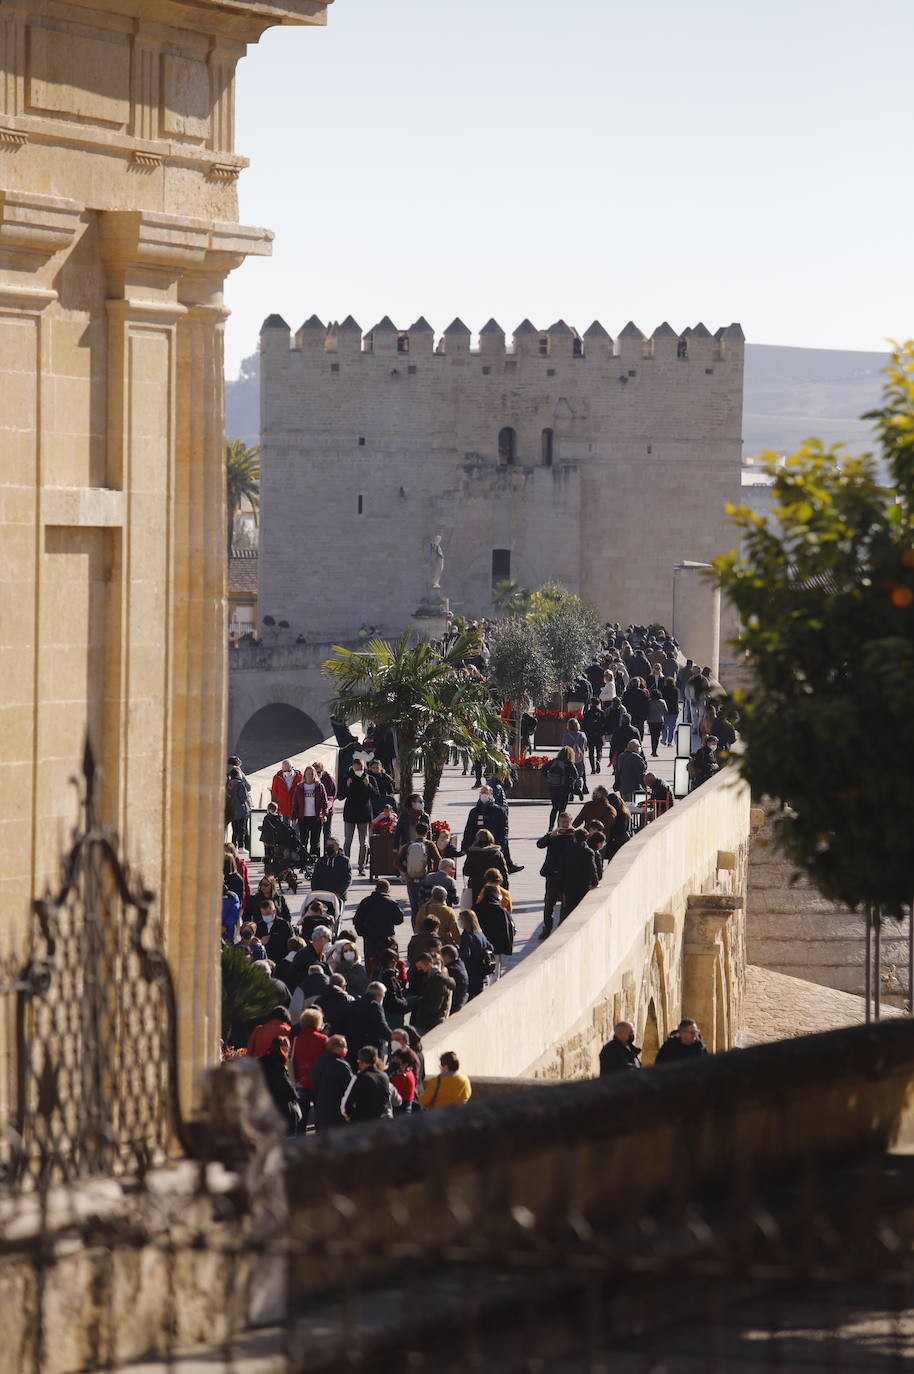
<box><xmin>423</xmin><ymin>761</ymin><xmax>752</xmax><ymax>1077</ymax></box>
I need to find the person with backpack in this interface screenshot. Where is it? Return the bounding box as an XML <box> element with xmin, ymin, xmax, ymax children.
<box><xmin>542</xmin><ymin>746</ymin><xmax>578</xmax><ymax>829</ymax></box>
<box><xmin>396</xmin><ymin>821</ymin><xmax>439</xmax><ymax>920</ymax></box>
<box><xmin>561</xmin><ymin>717</ymin><xmax>589</xmax><ymax>796</ymax></box>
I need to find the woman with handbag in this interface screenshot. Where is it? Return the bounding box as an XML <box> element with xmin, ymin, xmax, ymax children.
<box><xmin>418</xmin><ymin>1051</ymin><xmax>472</xmax><ymax>1109</ymax></box>
<box><xmin>473</xmin><ymin>883</ymin><xmax>515</xmax><ymax>982</ymax></box>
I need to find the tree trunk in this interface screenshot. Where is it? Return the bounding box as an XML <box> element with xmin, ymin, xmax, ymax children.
<box><xmin>423</xmin><ymin>748</ymin><xmax>445</xmax><ymax>815</ymax></box>
<box><xmin>398</xmin><ymin>732</ymin><xmax>416</xmax><ymax>807</ymax></box>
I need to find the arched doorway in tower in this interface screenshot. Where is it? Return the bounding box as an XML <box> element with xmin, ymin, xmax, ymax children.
<box><xmin>641</xmin><ymin>999</ymin><xmax>661</xmax><ymax>1065</ymax></box>
<box><xmin>235</xmin><ymin>703</ymin><xmax>323</xmax><ymax>773</ymax></box>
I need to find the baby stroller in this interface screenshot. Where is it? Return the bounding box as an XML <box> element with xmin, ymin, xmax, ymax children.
<box><xmin>259</xmin><ymin>811</ymin><xmax>308</xmax><ymax>891</ymax></box>
<box><xmin>298</xmin><ymin>890</ymin><xmax>343</xmax><ymax>941</ymax></box>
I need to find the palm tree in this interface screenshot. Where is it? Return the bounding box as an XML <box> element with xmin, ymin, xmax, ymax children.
<box><xmin>323</xmin><ymin>630</ymin><xmax>509</xmax><ymax>808</ymax></box>
<box><xmin>492</xmin><ymin>579</ymin><xmax>531</xmax><ymax>616</ymax></box>
<box><xmin>221</xmin><ymin>943</ymin><xmax>276</xmax><ymax>1040</ymax></box>
<box><xmin>226</xmin><ymin>438</ymin><xmax>260</xmax><ymax>556</ymax></box>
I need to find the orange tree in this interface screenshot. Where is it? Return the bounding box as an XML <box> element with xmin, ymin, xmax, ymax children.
<box><xmin>713</xmin><ymin>343</ymin><xmax>914</xmax><ymax>917</ymax></box>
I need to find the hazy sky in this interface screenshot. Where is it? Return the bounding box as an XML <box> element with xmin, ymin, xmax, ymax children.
<box><xmin>225</xmin><ymin>0</ymin><xmax>910</xmax><ymax>377</ymax></box>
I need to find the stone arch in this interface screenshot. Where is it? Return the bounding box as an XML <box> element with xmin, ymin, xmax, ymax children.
<box><xmin>498</xmin><ymin>426</ymin><xmax>517</xmax><ymax>465</ymax></box>
<box><xmin>235</xmin><ymin>703</ymin><xmax>322</xmax><ymax>773</ymax></box>
<box><xmin>641</xmin><ymin>999</ymin><xmax>661</xmax><ymax>1065</ymax></box>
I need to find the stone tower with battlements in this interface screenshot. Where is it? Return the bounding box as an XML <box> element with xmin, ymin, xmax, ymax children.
<box><xmin>259</xmin><ymin>314</ymin><xmax>744</xmax><ymax>636</ymax></box>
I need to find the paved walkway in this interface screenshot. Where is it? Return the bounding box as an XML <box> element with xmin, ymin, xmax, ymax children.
<box><xmin>269</xmin><ymin>726</ymin><xmax>680</xmax><ymax>972</ymax></box>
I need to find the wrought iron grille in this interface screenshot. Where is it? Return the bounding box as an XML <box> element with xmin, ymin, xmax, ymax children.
<box><xmin>0</xmin><ymin>743</ymin><xmax>184</xmax><ymax>1189</ymax></box>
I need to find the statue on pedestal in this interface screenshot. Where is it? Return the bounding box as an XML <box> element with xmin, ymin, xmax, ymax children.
<box><xmin>427</xmin><ymin>533</ymin><xmax>445</xmax><ymax>593</ymax></box>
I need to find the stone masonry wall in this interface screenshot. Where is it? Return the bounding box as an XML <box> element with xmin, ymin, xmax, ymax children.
<box><xmin>258</xmin><ymin>316</ymin><xmax>745</xmax><ymax>639</ymax></box>
<box><xmin>747</xmin><ymin>818</ymin><xmax>910</xmax><ymax>1004</ymax></box>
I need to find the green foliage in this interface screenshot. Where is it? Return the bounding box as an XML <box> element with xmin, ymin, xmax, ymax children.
<box><xmin>226</xmin><ymin>437</ymin><xmax>260</xmax><ymax>556</ymax></box>
<box><xmin>487</xmin><ymin>617</ymin><xmax>554</xmax><ymax>707</ymax></box>
<box><xmin>526</xmin><ymin>580</ymin><xmax>573</xmax><ymax>623</ymax></box>
<box><xmin>713</xmin><ymin>342</ymin><xmax>914</xmax><ymax>916</ymax></box>
<box><xmin>492</xmin><ymin>579</ymin><xmax>531</xmax><ymax>616</ymax></box>
<box><xmin>535</xmin><ymin>596</ymin><xmax>603</xmax><ymax>691</ymax></box>
<box><xmin>323</xmin><ymin>630</ymin><xmax>508</xmax><ymax>806</ymax></box>
<box><xmin>221</xmin><ymin>942</ymin><xmax>276</xmax><ymax>1039</ymax></box>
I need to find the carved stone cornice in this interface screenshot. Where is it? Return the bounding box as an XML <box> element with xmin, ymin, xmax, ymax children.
<box><xmin>0</xmin><ymin>190</ymin><xmax>83</xmax><ymax>266</ymax></box>
<box><xmin>100</xmin><ymin>209</ymin><xmax>272</xmax><ymax>301</ymax></box>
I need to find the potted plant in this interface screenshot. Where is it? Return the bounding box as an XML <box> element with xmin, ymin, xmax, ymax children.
<box><xmin>506</xmin><ymin>754</ymin><xmax>551</xmax><ymax>800</ymax></box>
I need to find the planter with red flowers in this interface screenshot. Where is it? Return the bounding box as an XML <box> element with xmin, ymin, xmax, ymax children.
<box><xmin>506</xmin><ymin>754</ymin><xmax>551</xmax><ymax>800</ymax></box>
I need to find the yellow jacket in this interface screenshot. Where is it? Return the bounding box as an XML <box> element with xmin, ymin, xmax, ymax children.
<box><xmin>414</xmin><ymin>900</ymin><xmax>461</xmax><ymax>944</ymax></box>
<box><xmin>419</xmin><ymin>1072</ymin><xmax>472</xmax><ymax>1109</ymax></box>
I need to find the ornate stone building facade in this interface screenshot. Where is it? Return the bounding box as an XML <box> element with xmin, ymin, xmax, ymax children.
<box><xmin>0</xmin><ymin>0</ymin><xmax>332</xmax><ymax>1114</ymax></box>
<box><xmin>258</xmin><ymin>314</ymin><xmax>744</xmax><ymax>638</ymax></box>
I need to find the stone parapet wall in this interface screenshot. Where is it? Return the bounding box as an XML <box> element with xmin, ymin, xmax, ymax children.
<box><xmin>290</xmin><ymin>1017</ymin><xmax>914</xmax><ymax>1295</ymax></box>
<box><xmin>423</xmin><ymin>766</ymin><xmax>753</xmax><ymax>1078</ymax></box>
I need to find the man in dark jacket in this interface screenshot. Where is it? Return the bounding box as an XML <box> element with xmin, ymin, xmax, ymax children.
<box><xmin>656</xmin><ymin>1019</ymin><xmax>708</xmax><ymax>1064</ymax></box>
<box><xmin>598</xmin><ymin>1021</ymin><xmax>642</xmax><ymax>1074</ymax></box>
<box><xmin>340</xmin><ymin>759</ymin><xmax>378</xmax><ymax>875</ymax></box>
<box><xmin>460</xmin><ymin>788</ymin><xmax>507</xmax><ymax>853</ymax></box>
<box><xmin>341</xmin><ymin>983</ymin><xmax>393</xmax><ymax>1065</ymax></box>
<box><xmin>393</xmin><ymin>794</ymin><xmax>431</xmax><ymax>849</ymax></box>
<box><xmin>440</xmin><ymin>945</ymin><xmax>469</xmax><ymax>1013</ymax></box>
<box><xmin>311</xmin><ymin>1035</ymin><xmax>354</xmax><ymax>1129</ymax></box>
<box><xmin>311</xmin><ymin>838</ymin><xmax>352</xmax><ymax>902</ymax></box>
<box><xmin>352</xmin><ymin>879</ymin><xmax>405</xmax><ymax>972</ymax></box>
<box><xmin>255</xmin><ymin>900</ymin><xmax>295</xmax><ymax>965</ymax></box>
<box><xmin>614</xmin><ymin>740</ymin><xmax>647</xmax><ymax>800</ymax></box>
<box><xmin>287</xmin><ymin>925</ymin><xmax>334</xmax><ymax>992</ymax></box>
<box><xmin>341</xmin><ymin>1046</ymin><xmax>395</xmax><ymax>1123</ymax></box>
<box><xmin>409</xmin><ymin>955</ymin><xmax>455</xmax><ymax>1034</ymax></box>
<box><xmin>688</xmin><ymin>738</ymin><xmax>720</xmax><ymax>788</ymax></box>
<box><xmin>558</xmin><ymin>830</ymin><xmax>600</xmax><ymax>921</ymax></box>
<box><xmin>535</xmin><ymin>814</ymin><xmax>575</xmax><ymax>940</ymax></box>
<box><xmin>315</xmin><ymin>973</ymin><xmax>353</xmax><ymax>1036</ymax></box>
<box><xmin>644</xmin><ymin>772</ymin><xmax>674</xmax><ymax>812</ymax></box>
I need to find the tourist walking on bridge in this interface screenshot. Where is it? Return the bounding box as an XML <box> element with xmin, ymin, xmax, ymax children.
<box><xmin>598</xmin><ymin>1022</ymin><xmax>642</xmax><ymax>1074</ymax></box>
<box><xmin>656</xmin><ymin>1018</ymin><xmax>708</xmax><ymax>1063</ymax></box>
<box><xmin>536</xmin><ymin>813</ymin><xmax>574</xmax><ymax>940</ymax></box>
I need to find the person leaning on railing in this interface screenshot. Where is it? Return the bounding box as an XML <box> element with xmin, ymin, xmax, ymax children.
<box><xmin>418</xmin><ymin>1051</ymin><xmax>472</xmax><ymax>1109</ymax></box>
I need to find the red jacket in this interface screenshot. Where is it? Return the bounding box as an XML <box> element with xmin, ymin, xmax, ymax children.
<box><xmin>247</xmin><ymin>1015</ymin><xmax>291</xmax><ymax>1059</ymax></box>
<box><xmin>292</xmin><ymin>1027</ymin><xmax>329</xmax><ymax>1091</ymax></box>
<box><xmin>291</xmin><ymin>777</ymin><xmax>329</xmax><ymax>823</ymax></box>
<box><xmin>271</xmin><ymin>768</ymin><xmax>302</xmax><ymax>817</ymax></box>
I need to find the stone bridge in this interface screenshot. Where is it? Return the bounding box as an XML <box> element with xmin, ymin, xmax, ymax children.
<box><xmin>228</xmin><ymin>638</ymin><xmax>359</xmax><ymax>771</ymax></box>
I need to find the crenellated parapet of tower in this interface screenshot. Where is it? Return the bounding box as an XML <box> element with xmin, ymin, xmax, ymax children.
<box><xmin>260</xmin><ymin>313</ymin><xmax>745</xmax><ymax>364</ymax></box>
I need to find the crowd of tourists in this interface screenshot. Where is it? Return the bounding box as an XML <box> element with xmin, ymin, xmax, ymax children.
<box><xmin>221</xmin><ymin>620</ymin><xmax>735</xmax><ymax>1133</ymax></box>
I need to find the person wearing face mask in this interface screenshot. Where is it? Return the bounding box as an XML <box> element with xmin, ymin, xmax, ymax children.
<box><xmin>340</xmin><ymin>758</ymin><xmax>378</xmax><ymax>876</ymax></box>
<box><xmin>459</xmin><ymin>786</ymin><xmax>507</xmax><ymax>856</ymax></box>
<box><xmin>329</xmin><ymin>940</ymin><xmax>369</xmax><ymax>996</ymax></box>
<box><xmin>271</xmin><ymin>760</ymin><xmax>302</xmax><ymax>819</ymax></box>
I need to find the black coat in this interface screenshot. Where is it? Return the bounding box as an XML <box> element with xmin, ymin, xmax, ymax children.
<box><xmin>315</xmin><ymin>985</ymin><xmax>353</xmax><ymax>1036</ymax></box>
<box><xmin>474</xmin><ymin>896</ymin><xmax>514</xmax><ymax>956</ymax></box>
<box><xmin>621</xmin><ymin>685</ymin><xmax>649</xmax><ymax>727</ymax></box>
<box><xmin>352</xmin><ymin>891</ymin><xmax>405</xmax><ymax>956</ymax></box>
<box><xmin>259</xmin><ymin>1052</ymin><xmax>299</xmax><ymax>1128</ymax></box>
<box><xmin>340</xmin><ymin>770</ymin><xmax>378</xmax><ymax>823</ymax></box>
<box><xmin>536</xmin><ymin>829</ymin><xmax>575</xmax><ymax>879</ymax></box>
<box><xmin>311</xmin><ymin>852</ymin><xmax>352</xmax><ymax>897</ymax></box>
<box><xmin>541</xmin><ymin>757</ymin><xmax>578</xmax><ymax>795</ymax></box>
<box><xmin>445</xmin><ymin>957</ymin><xmax>469</xmax><ymax>1013</ymax></box>
<box><xmin>393</xmin><ymin>808</ymin><xmax>432</xmax><ymax>848</ymax></box>
<box><xmin>463</xmin><ymin>845</ymin><xmax>508</xmax><ymax>899</ymax></box>
<box><xmin>461</xmin><ymin>801</ymin><xmax>507</xmax><ymax>852</ymax></box>
<box><xmin>243</xmin><ymin>889</ymin><xmax>290</xmax><ymax>924</ymax></box>
<box><xmin>655</xmin><ymin>1032</ymin><xmax>708</xmax><ymax>1064</ymax></box>
<box><xmin>311</xmin><ymin>1050</ymin><xmax>354</xmax><ymax>1129</ymax></box>
<box><xmin>341</xmin><ymin>995</ymin><xmax>392</xmax><ymax>1063</ymax></box>
<box><xmin>599</xmin><ymin>1037</ymin><xmax>642</xmax><ymax>1074</ymax></box>
<box><xmin>459</xmin><ymin>929</ymin><xmax>492</xmax><ymax>995</ymax></box>
<box><xmin>255</xmin><ymin>916</ymin><xmax>295</xmax><ymax>965</ymax></box>
<box><xmin>287</xmin><ymin>943</ymin><xmax>330</xmax><ymax>992</ymax></box>
<box><xmin>558</xmin><ymin>842</ymin><xmax>600</xmax><ymax>901</ymax></box>
<box><xmin>344</xmin><ymin>1068</ymin><xmax>392</xmax><ymax>1123</ymax></box>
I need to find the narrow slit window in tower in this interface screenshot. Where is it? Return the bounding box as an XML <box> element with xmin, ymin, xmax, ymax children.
<box><xmin>541</xmin><ymin>428</ymin><xmax>554</xmax><ymax>466</ymax></box>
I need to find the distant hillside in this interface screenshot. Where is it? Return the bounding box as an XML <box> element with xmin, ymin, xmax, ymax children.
<box><xmin>743</xmin><ymin>343</ymin><xmax>887</xmax><ymax>459</ymax></box>
<box><xmin>225</xmin><ymin>343</ymin><xmax>891</xmax><ymax>459</ymax></box>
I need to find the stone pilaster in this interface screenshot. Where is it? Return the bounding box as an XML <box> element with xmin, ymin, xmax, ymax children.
<box><xmin>682</xmin><ymin>893</ymin><xmax>744</xmax><ymax>1052</ymax></box>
